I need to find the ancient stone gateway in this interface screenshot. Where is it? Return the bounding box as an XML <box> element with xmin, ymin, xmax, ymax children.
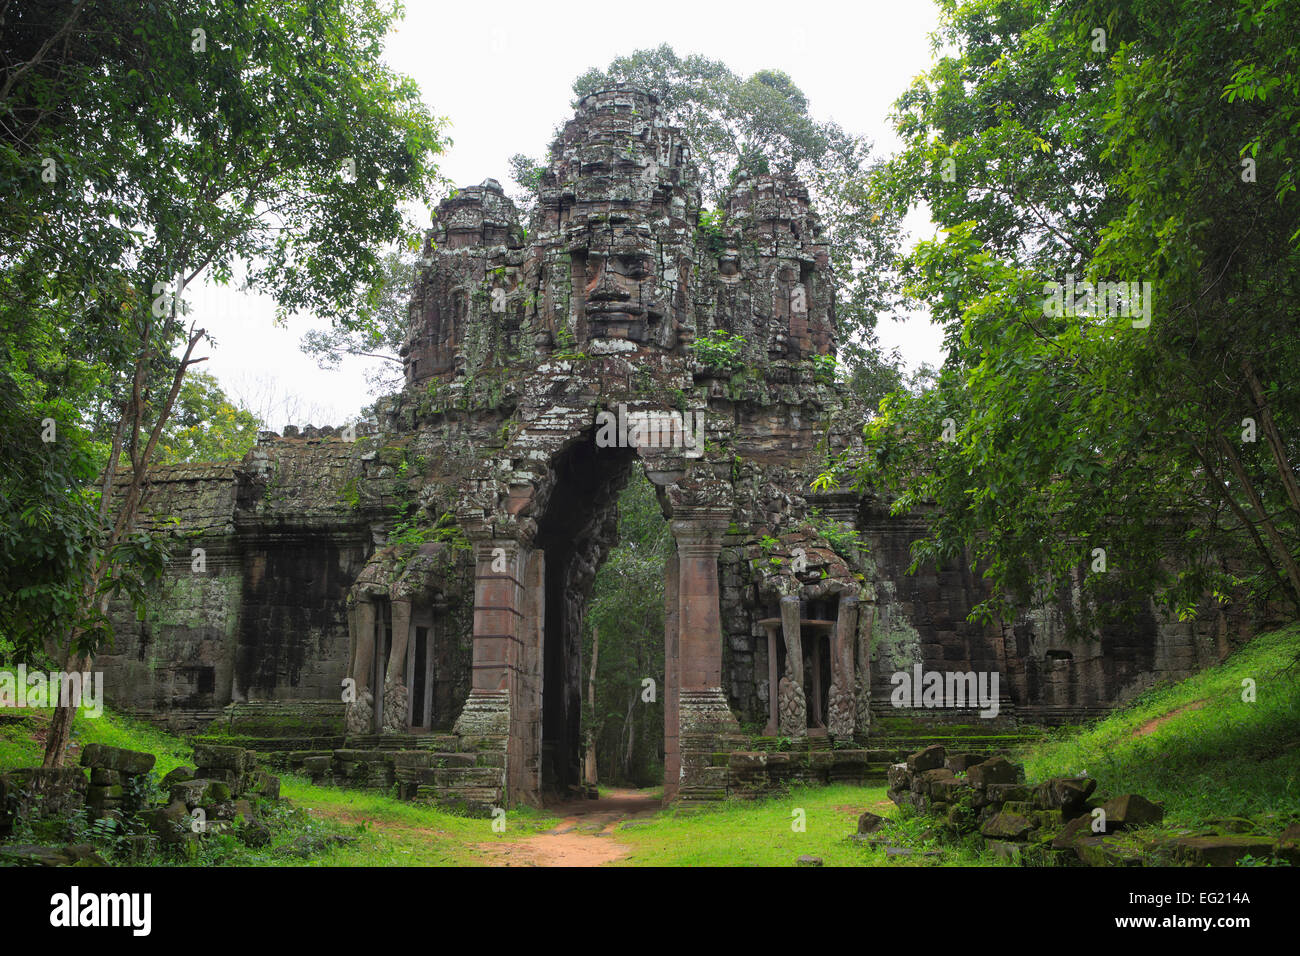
<box><xmin>342</xmin><ymin>85</ymin><xmax>869</xmax><ymax>807</ymax></box>
<box><xmin>99</xmin><ymin>86</ymin><xmax>1230</xmax><ymax>813</ymax></box>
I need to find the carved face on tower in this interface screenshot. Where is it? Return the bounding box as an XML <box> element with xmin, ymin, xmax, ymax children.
<box><xmin>578</xmin><ymin>222</ymin><xmax>664</xmax><ymax>340</ymax></box>
<box><xmin>540</xmin><ymin>87</ymin><xmax>700</xmax><ymax>350</ymax></box>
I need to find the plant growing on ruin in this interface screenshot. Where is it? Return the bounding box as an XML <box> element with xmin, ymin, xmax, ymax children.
<box><xmin>690</xmin><ymin>329</ymin><xmax>746</xmax><ymax>374</ymax></box>
<box><xmin>810</xmin><ymin>354</ymin><xmax>839</xmax><ymax>385</ymax></box>
<box><xmin>806</xmin><ymin>509</ymin><xmax>865</xmax><ymax>561</ymax></box>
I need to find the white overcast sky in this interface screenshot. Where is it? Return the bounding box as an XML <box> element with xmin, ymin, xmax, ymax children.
<box><xmin>189</xmin><ymin>0</ymin><xmax>945</xmax><ymax>431</ymax></box>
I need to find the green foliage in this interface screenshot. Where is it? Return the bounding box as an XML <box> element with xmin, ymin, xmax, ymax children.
<box><xmin>300</xmin><ymin>249</ymin><xmax>413</xmax><ymax>395</ymax></box>
<box><xmin>0</xmin><ymin>0</ymin><xmax>448</xmax><ymax>673</ymax></box>
<box><xmin>810</xmin><ymin>354</ymin><xmax>839</xmax><ymax>385</ymax></box>
<box><xmin>389</xmin><ymin>508</ymin><xmax>468</xmax><ymax>553</ymax></box>
<box><xmin>806</xmin><ymin>509</ymin><xmax>864</xmax><ymax>560</ymax></box>
<box><xmin>854</xmin><ymin>0</ymin><xmax>1300</xmax><ymax>628</ymax></box>
<box><xmin>156</xmin><ymin>371</ymin><xmax>260</xmax><ymax>465</ymax></box>
<box><xmin>690</xmin><ymin>329</ymin><xmax>746</xmax><ymax>374</ymax></box>
<box><xmin>583</xmin><ymin>472</ymin><xmax>669</xmax><ymax>787</ymax></box>
<box><xmin>1018</xmin><ymin>624</ymin><xmax>1300</xmax><ymax>830</ymax></box>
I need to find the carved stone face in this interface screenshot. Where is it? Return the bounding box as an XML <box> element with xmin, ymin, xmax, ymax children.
<box><xmin>578</xmin><ymin>225</ymin><xmax>666</xmax><ymax>341</ymax></box>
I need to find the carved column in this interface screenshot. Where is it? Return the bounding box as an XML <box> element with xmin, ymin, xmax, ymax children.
<box><xmin>346</xmin><ymin>597</ymin><xmax>378</xmax><ymax>735</ymax></box>
<box><xmin>778</xmin><ymin>595</ymin><xmax>806</xmax><ymax>739</ymax></box>
<box><xmin>855</xmin><ymin>603</ymin><xmax>876</xmax><ymax>737</ymax></box>
<box><xmin>671</xmin><ymin>508</ymin><xmax>739</xmax><ymax>801</ymax></box>
<box><xmin>827</xmin><ymin>594</ymin><xmax>858</xmax><ymax>740</ymax></box>
<box><xmin>382</xmin><ymin>598</ymin><xmax>413</xmax><ymax>733</ymax></box>
<box><xmin>761</xmin><ymin>620</ymin><xmax>781</xmax><ymax>736</ymax></box>
<box><xmin>453</xmin><ymin>538</ymin><xmax>523</xmax><ymax>738</ymax></box>
<box><xmin>508</xmin><ymin>550</ymin><xmax>545</xmax><ymax>806</ymax></box>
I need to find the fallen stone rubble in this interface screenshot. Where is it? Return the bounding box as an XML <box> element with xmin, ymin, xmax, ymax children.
<box><xmin>0</xmin><ymin>743</ymin><xmax>283</xmax><ymax>864</ymax></box>
<box><xmin>879</xmin><ymin>744</ymin><xmax>1300</xmax><ymax>866</ymax></box>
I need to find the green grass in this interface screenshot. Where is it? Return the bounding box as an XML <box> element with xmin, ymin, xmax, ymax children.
<box><xmin>6</xmin><ymin>623</ymin><xmax>1299</xmax><ymax>864</ymax></box>
<box><xmin>0</xmin><ymin>704</ymin><xmax>194</xmax><ymax>777</ymax></box>
<box><xmin>278</xmin><ymin>776</ymin><xmax>561</xmax><ymax>866</ymax></box>
<box><xmin>1015</xmin><ymin>623</ymin><xmax>1300</xmax><ymax>831</ymax></box>
<box><xmin>0</xmin><ymin>702</ymin><xmax>563</xmax><ymax>866</ymax></box>
<box><xmin>609</xmin><ymin>784</ymin><xmax>1003</xmax><ymax>866</ymax></box>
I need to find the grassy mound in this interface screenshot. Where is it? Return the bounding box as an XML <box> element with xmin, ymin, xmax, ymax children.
<box><xmin>0</xmin><ymin>705</ymin><xmax>193</xmax><ymax>777</ymax></box>
<box><xmin>1016</xmin><ymin>623</ymin><xmax>1300</xmax><ymax>829</ymax></box>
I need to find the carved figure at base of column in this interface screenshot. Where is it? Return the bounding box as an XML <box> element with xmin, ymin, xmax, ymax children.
<box><xmin>345</xmin><ymin>691</ymin><xmax>373</xmax><ymax>736</ymax></box>
<box><xmin>382</xmin><ymin>682</ymin><xmax>409</xmax><ymax>734</ymax></box>
<box><xmin>778</xmin><ymin>676</ymin><xmax>807</xmax><ymax>739</ymax></box>
<box><xmin>827</xmin><ymin>678</ymin><xmax>855</xmax><ymax>739</ymax></box>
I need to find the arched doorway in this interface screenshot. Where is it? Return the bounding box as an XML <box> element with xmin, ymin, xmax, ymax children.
<box><xmin>532</xmin><ymin>431</ymin><xmax>639</xmax><ymax>795</ymax></box>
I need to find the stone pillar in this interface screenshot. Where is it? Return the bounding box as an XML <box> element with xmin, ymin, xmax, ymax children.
<box><xmin>453</xmin><ymin>539</ymin><xmax>522</xmax><ymax>738</ymax></box>
<box><xmin>761</xmin><ymin>620</ymin><xmax>781</xmax><ymax>736</ymax></box>
<box><xmin>382</xmin><ymin>598</ymin><xmax>413</xmax><ymax>733</ymax></box>
<box><xmin>828</xmin><ymin>594</ymin><xmax>858</xmax><ymax>740</ymax></box>
<box><xmin>346</xmin><ymin>597</ymin><xmax>378</xmax><ymax>735</ymax></box>
<box><xmin>855</xmin><ymin>602</ymin><xmax>876</xmax><ymax>737</ymax></box>
<box><xmin>671</xmin><ymin>509</ymin><xmax>739</xmax><ymax>803</ymax></box>
<box><xmin>778</xmin><ymin>595</ymin><xmax>806</xmax><ymax>739</ymax></box>
<box><xmin>508</xmin><ymin>550</ymin><xmax>545</xmax><ymax>806</ymax></box>
<box><xmin>663</xmin><ymin>545</ymin><xmax>680</xmax><ymax>803</ymax></box>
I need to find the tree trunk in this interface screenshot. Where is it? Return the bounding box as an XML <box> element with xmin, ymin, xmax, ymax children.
<box><xmin>1242</xmin><ymin>360</ymin><xmax>1300</xmax><ymax>519</ymax></box>
<box><xmin>583</xmin><ymin>626</ymin><xmax>599</xmax><ymax>787</ymax></box>
<box><xmin>622</xmin><ymin>691</ymin><xmax>636</xmax><ymax>781</ymax></box>
<box><xmin>41</xmin><ymin>322</ymin><xmax>206</xmax><ymax>767</ymax></box>
<box><xmin>1196</xmin><ymin>443</ymin><xmax>1286</xmax><ymax>598</ymax></box>
<box><xmin>1217</xmin><ymin>435</ymin><xmax>1300</xmax><ymax>608</ymax></box>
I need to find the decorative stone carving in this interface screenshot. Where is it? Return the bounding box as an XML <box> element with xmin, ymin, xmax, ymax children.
<box><xmin>345</xmin><ymin>690</ymin><xmax>373</xmax><ymax>737</ymax></box>
<box><xmin>382</xmin><ymin>683</ymin><xmax>409</xmax><ymax>734</ymax></box>
<box><xmin>778</xmin><ymin>677</ymin><xmax>806</xmax><ymax>739</ymax></box>
<box><xmin>827</xmin><ymin>678</ymin><xmax>855</xmax><ymax>739</ymax></box>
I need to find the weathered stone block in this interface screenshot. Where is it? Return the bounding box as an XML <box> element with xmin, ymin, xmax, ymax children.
<box><xmin>1101</xmin><ymin>793</ymin><xmax>1163</xmax><ymax>829</ymax></box>
<box><xmin>981</xmin><ymin>810</ymin><xmax>1034</xmax><ymax>841</ymax></box>
<box><xmin>1172</xmin><ymin>835</ymin><xmax>1275</xmax><ymax>867</ymax></box>
<box><xmin>79</xmin><ymin>744</ymin><xmax>155</xmax><ymax>776</ymax></box>
<box><xmin>906</xmin><ymin>745</ymin><xmax>946</xmax><ymax>773</ymax></box>
<box><xmin>301</xmin><ymin>755</ymin><xmax>333</xmax><ymax>776</ymax></box>
<box><xmin>1074</xmin><ymin>836</ymin><xmax>1144</xmax><ymax>867</ymax></box>
<box><xmin>967</xmin><ymin>756</ymin><xmax>1021</xmax><ymax>788</ymax></box>
<box><xmin>170</xmin><ymin>778</ymin><xmax>230</xmax><ymax>807</ymax></box>
<box><xmin>192</xmin><ymin>744</ymin><xmax>249</xmax><ymax>773</ymax></box>
<box><xmin>985</xmin><ymin>783</ymin><xmax>1031</xmax><ymax>803</ymax></box>
<box><xmin>1034</xmin><ymin>776</ymin><xmax>1097</xmax><ymax>813</ymax></box>
<box><xmin>944</xmin><ymin>753</ymin><xmax>985</xmax><ymax>773</ymax></box>
<box><xmin>886</xmin><ymin>763</ymin><xmax>911</xmax><ymax>791</ymax></box>
<box><xmin>857</xmin><ymin>811</ymin><xmax>886</xmax><ymax>834</ymax></box>
<box><xmin>917</xmin><ymin>767</ymin><xmax>957</xmax><ymax>798</ymax></box>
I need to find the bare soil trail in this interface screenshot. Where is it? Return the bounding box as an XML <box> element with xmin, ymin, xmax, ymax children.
<box><xmin>473</xmin><ymin>787</ymin><xmax>661</xmax><ymax>867</ymax></box>
<box><xmin>1133</xmin><ymin>699</ymin><xmax>1210</xmax><ymax>737</ymax></box>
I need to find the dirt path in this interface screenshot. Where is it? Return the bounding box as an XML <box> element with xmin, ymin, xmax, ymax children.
<box><xmin>1134</xmin><ymin>699</ymin><xmax>1210</xmax><ymax>736</ymax></box>
<box><xmin>472</xmin><ymin>788</ymin><xmax>660</xmax><ymax>867</ymax></box>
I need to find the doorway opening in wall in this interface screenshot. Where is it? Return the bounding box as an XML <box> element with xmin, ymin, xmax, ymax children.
<box><xmin>532</xmin><ymin>430</ymin><xmax>669</xmax><ymax>800</ymax></box>
<box><xmin>579</xmin><ymin>466</ymin><xmax>669</xmax><ymax>794</ymax></box>
<box><xmin>408</xmin><ymin>625</ymin><xmax>429</xmax><ymax>729</ymax></box>
<box><xmin>804</xmin><ymin>598</ymin><xmax>837</xmax><ymax>735</ymax></box>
